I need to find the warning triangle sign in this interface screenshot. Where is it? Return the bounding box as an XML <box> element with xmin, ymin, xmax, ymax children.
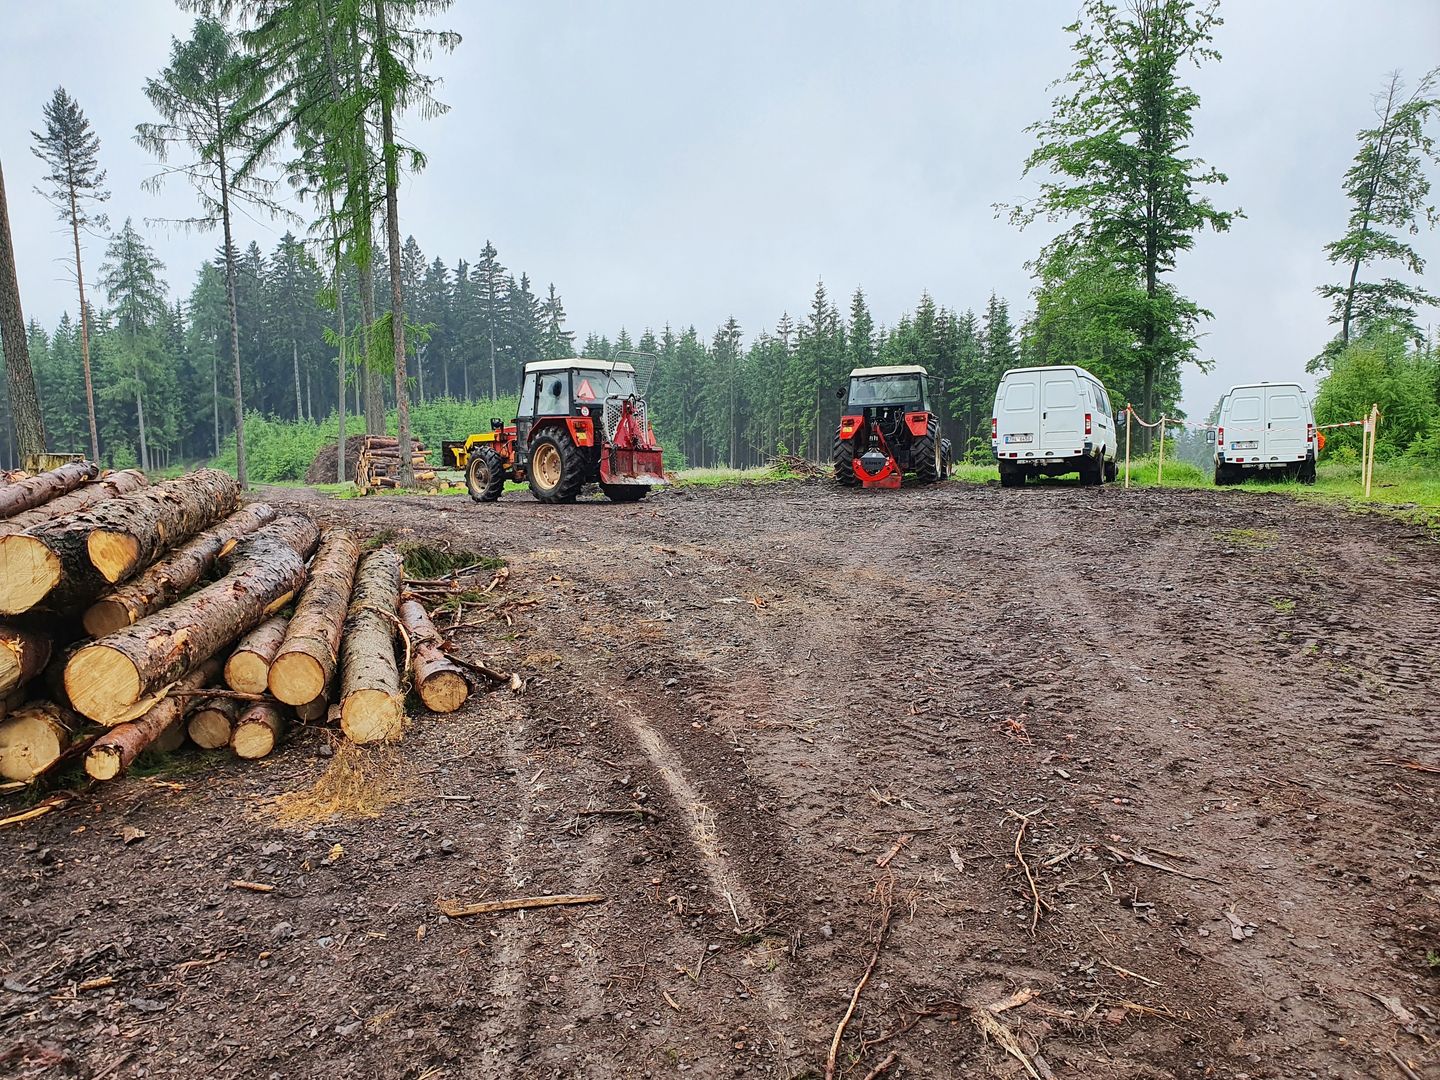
<box><xmin>575</xmin><ymin>378</ymin><xmax>597</xmax><ymax>401</ymax></box>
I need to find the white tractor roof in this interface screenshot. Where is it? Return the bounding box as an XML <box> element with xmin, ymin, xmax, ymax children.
<box><xmin>524</xmin><ymin>358</ymin><xmax>636</xmax><ymax>375</ymax></box>
<box><xmin>849</xmin><ymin>364</ymin><xmax>928</xmax><ymax>377</ymax></box>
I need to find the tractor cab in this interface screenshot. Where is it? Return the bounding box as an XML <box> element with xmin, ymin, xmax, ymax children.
<box><xmin>832</xmin><ymin>364</ymin><xmax>952</xmax><ymax>488</ymax></box>
<box><xmin>446</xmin><ymin>358</ymin><xmax>666</xmax><ymax>505</ymax></box>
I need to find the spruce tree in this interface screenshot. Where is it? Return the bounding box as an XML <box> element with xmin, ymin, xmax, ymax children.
<box><xmin>539</xmin><ymin>283</ymin><xmax>574</xmax><ymax>360</ymax></box>
<box><xmin>31</xmin><ymin>87</ymin><xmax>109</xmax><ymax>459</ymax></box>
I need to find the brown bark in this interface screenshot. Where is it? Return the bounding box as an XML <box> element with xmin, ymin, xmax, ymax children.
<box><xmin>269</xmin><ymin>528</ymin><xmax>359</xmax><ymax>706</ymax></box>
<box><xmin>399</xmin><ymin>597</ymin><xmax>470</xmax><ymax>713</ymax></box>
<box><xmin>0</xmin><ymin>461</ymin><xmax>98</xmax><ymax>520</ymax></box>
<box><xmin>0</xmin><ymin>468</ymin><xmax>239</xmax><ymax>615</ymax></box>
<box><xmin>85</xmin><ymin>660</ymin><xmax>220</xmax><ymax>780</ymax></box>
<box><xmin>0</xmin><ymin>158</ymin><xmax>47</xmax><ymax>460</ymax></box>
<box><xmin>0</xmin><ymin>701</ymin><xmax>82</xmax><ymax>781</ymax></box>
<box><xmin>65</xmin><ymin>515</ymin><xmax>319</xmax><ymax>724</ymax></box>
<box><xmin>363</xmin><ymin>436</ymin><xmax>421</xmax><ymax>449</ymax></box>
<box><xmin>232</xmin><ymin>700</ymin><xmax>285</xmax><ymax>759</ymax></box>
<box><xmin>339</xmin><ymin>547</ymin><xmax>404</xmax><ymax>744</ymax></box>
<box><xmin>225</xmin><ymin>615</ymin><xmax>289</xmax><ymax>694</ymax></box>
<box><xmin>83</xmin><ymin>502</ymin><xmax>278</xmax><ymax>637</ymax></box>
<box><xmin>187</xmin><ymin>694</ymin><xmax>241</xmax><ymax>750</ymax></box>
<box><xmin>0</xmin><ymin>625</ymin><xmax>52</xmax><ymax>695</ymax></box>
<box><xmin>0</xmin><ymin>469</ymin><xmax>147</xmax><ymax>535</ymax></box>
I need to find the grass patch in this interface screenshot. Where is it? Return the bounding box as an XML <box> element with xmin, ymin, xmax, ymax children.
<box><xmin>396</xmin><ymin>541</ymin><xmax>502</xmax><ymax>579</ymax></box>
<box><xmin>669</xmin><ymin>465</ymin><xmax>790</xmax><ymax>489</ymax></box>
<box><xmin>1220</xmin><ymin>527</ymin><xmax>1277</xmax><ymax>551</ymax></box>
<box><xmin>1270</xmin><ymin>597</ymin><xmax>1296</xmax><ymax>614</ymax></box>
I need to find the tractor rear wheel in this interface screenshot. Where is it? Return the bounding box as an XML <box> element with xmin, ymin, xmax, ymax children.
<box><xmin>466</xmin><ymin>447</ymin><xmax>506</xmax><ymax>502</ymax></box>
<box><xmin>528</xmin><ymin>430</ymin><xmax>586</xmax><ymax>503</ymax></box>
<box><xmin>601</xmin><ymin>484</ymin><xmax>647</xmax><ymax>503</ymax></box>
<box><xmin>831</xmin><ymin>434</ymin><xmax>858</xmax><ymax>486</ymax></box>
<box><xmin>910</xmin><ymin>419</ymin><xmax>941</xmax><ymax>483</ymax></box>
<box><xmin>940</xmin><ymin>438</ymin><xmax>953</xmax><ymax>479</ymax></box>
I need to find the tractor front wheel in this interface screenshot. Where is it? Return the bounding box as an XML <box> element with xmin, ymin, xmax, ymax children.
<box><xmin>466</xmin><ymin>447</ymin><xmax>506</xmax><ymax>502</ymax></box>
<box><xmin>528</xmin><ymin>431</ymin><xmax>586</xmax><ymax>503</ymax></box>
<box><xmin>831</xmin><ymin>434</ymin><xmax>858</xmax><ymax>486</ymax></box>
<box><xmin>601</xmin><ymin>484</ymin><xmax>648</xmax><ymax>503</ymax></box>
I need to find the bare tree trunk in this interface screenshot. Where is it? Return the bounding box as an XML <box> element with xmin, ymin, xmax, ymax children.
<box><xmin>330</xmin><ymin>205</ymin><xmax>347</xmax><ymax>484</ymax></box>
<box><xmin>375</xmin><ymin>0</ymin><xmax>414</xmax><ymax>488</ymax></box>
<box><xmin>135</xmin><ymin>387</ymin><xmax>149</xmax><ymax>473</ymax></box>
<box><xmin>0</xmin><ymin>160</ymin><xmax>46</xmax><ymax>461</ymax></box>
<box><xmin>293</xmin><ymin>339</ymin><xmax>303</xmax><ymax>421</ymax></box>
<box><xmin>66</xmin><ymin>191</ymin><xmax>100</xmax><ymax>461</ymax></box>
<box><xmin>218</xmin><ymin>150</ymin><xmax>247</xmax><ymax>489</ymax></box>
<box><xmin>211</xmin><ymin>349</ymin><xmax>220</xmax><ymax>456</ymax></box>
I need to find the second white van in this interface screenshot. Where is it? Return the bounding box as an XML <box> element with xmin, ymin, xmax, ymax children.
<box><xmin>1207</xmin><ymin>382</ymin><xmax>1318</xmax><ymax>485</ymax></box>
<box><xmin>991</xmin><ymin>365</ymin><xmax>1117</xmax><ymax>487</ymax></box>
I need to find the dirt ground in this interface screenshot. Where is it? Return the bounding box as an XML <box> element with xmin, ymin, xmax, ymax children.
<box><xmin>3</xmin><ymin>478</ymin><xmax>1437</xmax><ymax>1080</ymax></box>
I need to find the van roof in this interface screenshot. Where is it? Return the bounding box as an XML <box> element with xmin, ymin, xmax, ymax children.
<box><xmin>999</xmin><ymin>365</ymin><xmax>1100</xmax><ymax>380</ymax></box>
<box><xmin>1222</xmin><ymin>381</ymin><xmax>1307</xmax><ymax>395</ymax></box>
<box><xmin>523</xmin><ymin>358</ymin><xmax>637</xmax><ymax>375</ymax></box>
<box><xmin>849</xmin><ymin>364</ymin><xmax>928</xmax><ymax>377</ymax></box>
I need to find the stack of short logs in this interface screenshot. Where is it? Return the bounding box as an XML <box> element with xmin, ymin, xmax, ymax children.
<box><xmin>0</xmin><ymin>462</ymin><xmax>474</xmax><ymax>786</ymax></box>
<box><xmin>356</xmin><ymin>435</ymin><xmax>437</xmax><ymax>491</ymax></box>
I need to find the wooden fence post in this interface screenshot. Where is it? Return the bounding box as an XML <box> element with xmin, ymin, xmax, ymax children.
<box><xmin>1124</xmin><ymin>406</ymin><xmax>1132</xmax><ymax>489</ymax></box>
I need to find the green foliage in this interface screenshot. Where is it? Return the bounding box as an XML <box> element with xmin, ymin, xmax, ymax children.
<box><xmin>1314</xmin><ymin>325</ymin><xmax>1439</xmax><ymax>458</ymax></box>
<box><xmin>1317</xmin><ymin>68</ymin><xmax>1440</xmax><ymax>352</ymax></box>
<box><xmin>1008</xmin><ymin>0</ymin><xmax>1238</xmax><ymax>426</ymax></box>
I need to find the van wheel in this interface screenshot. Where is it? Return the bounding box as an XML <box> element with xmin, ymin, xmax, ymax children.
<box><xmin>1298</xmin><ymin>456</ymin><xmax>1317</xmax><ymax>484</ymax></box>
<box><xmin>1104</xmin><ymin>458</ymin><xmax>1117</xmax><ymax>483</ymax></box>
<box><xmin>999</xmin><ymin>463</ymin><xmax>1024</xmax><ymax>488</ymax></box>
<box><xmin>1214</xmin><ymin>463</ymin><xmax>1234</xmax><ymax>486</ymax></box>
<box><xmin>1080</xmin><ymin>453</ymin><xmax>1103</xmax><ymax>486</ymax></box>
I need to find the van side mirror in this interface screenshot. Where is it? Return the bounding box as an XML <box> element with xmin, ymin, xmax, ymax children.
<box><xmin>1205</xmin><ymin>429</ymin><xmax>1216</xmax><ymax>445</ymax></box>
<box><xmin>835</xmin><ymin>386</ymin><xmax>846</xmax><ymax>400</ymax></box>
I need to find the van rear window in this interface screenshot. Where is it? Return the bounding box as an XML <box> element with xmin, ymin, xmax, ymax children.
<box><xmin>1269</xmin><ymin>393</ymin><xmax>1302</xmax><ymax>420</ymax></box>
<box><xmin>1044</xmin><ymin>379</ymin><xmax>1078</xmax><ymax>408</ymax></box>
<box><xmin>1230</xmin><ymin>395</ymin><xmax>1262</xmax><ymax>423</ymax></box>
<box><xmin>1003</xmin><ymin>381</ymin><xmax>1035</xmax><ymax>411</ymax></box>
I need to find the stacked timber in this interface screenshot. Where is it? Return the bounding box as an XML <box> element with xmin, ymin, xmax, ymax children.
<box><xmin>0</xmin><ymin>462</ymin><xmax>482</xmax><ymax>789</ymax></box>
<box><xmin>355</xmin><ymin>435</ymin><xmax>437</xmax><ymax>492</ymax></box>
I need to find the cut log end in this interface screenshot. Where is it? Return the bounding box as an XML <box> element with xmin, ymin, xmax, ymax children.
<box><xmin>87</xmin><ymin>530</ymin><xmax>143</xmax><ymax>584</ymax></box>
<box><xmin>187</xmin><ymin>705</ymin><xmax>236</xmax><ymax>750</ymax></box>
<box><xmin>268</xmin><ymin>651</ymin><xmax>326</xmax><ymax>707</ymax></box>
<box><xmin>82</xmin><ymin>597</ymin><xmax>135</xmax><ymax>638</ymax></box>
<box><xmin>0</xmin><ymin>535</ymin><xmax>62</xmax><ymax>615</ymax></box>
<box><xmin>224</xmin><ymin>652</ymin><xmax>271</xmax><ymax>696</ymax></box>
<box><xmin>232</xmin><ymin>703</ymin><xmax>284</xmax><ymax>760</ymax></box>
<box><xmin>0</xmin><ymin>705</ymin><xmax>73</xmax><ymax>781</ymax></box>
<box><xmin>65</xmin><ymin>644</ymin><xmax>144</xmax><ymax>724</ymax></box>
<box><xmin>340</xmin><ymin>689</ymin><xmax>404</xmax><ymax>745</ymax></box>
<box><xmin>85</xmin><ymin>746</ymin><xmax>123</xmax><ymax>781</ymax></box>
<box><xmin>419</xmin><ymin>671</ymin><xmax>469</xmax><ymax>714</ymax></box>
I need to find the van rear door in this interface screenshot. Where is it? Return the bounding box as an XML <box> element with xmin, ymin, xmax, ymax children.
<box><xmin>1225</xmin><ymin>388</ymin><xmax>1264</xmax><ymax>456</ymax></box>
<box><xmin>1264</xmin><ymin>386</ymin><xmax>1307</xmax><ymax>462</ymax></box>
<box><xmin>1040</xmin><ymin>369</ymin><xmax>1083</xmax><ymax>451</ymax></box>
<box><xmin>997</xmin><ymin>371</ymin><xmax>1041</xmax><ymax>452</ymax></box>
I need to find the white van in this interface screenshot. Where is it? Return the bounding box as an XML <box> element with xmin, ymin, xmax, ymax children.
<box><xmin>1207</xmin><ymin>382</ymin><xmax>1317</xmax><ymax>485</ymax></box>
<box><xmin>991</xmin><ymin>365</ymin><xmax>1117</xmax><ymax>487</ymax></box>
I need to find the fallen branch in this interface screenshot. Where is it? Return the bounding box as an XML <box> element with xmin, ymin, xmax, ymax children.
<box><xmin>1101</xmin><ymin>844</ymin><xmax>1225</xmax><ymax>885</ymax></box>
<box><xmin>1097</xmin><ymin>959</ymin><xmax>1162</xmax><ymax>987</ymax></box>
<box><xmin>875</xmin><ymin>833</ymin><xmax>912</xmax><ymax>868</ymax></box>
<box><xmin>1009</xmin><ymin>810</ymin><xmax>1051</xmax><ymax>934</ymax></box>
<box><xmin>1375</xmin><ymin>759</ymin><xmax>1440</xmax><ymax>775</ymax></box>
<box><xmin>438</xmin><ymin>894</ymin><xmax>604</xmax><ymax>917</ymax></box>
<box><xmin>825</xmin><ymin>875</ymin><xmax>896</xmax><ymax>1080</ymax></box>
<box><xmin>230</xmin><ymin>879</ymin><xmax>274</xmax><ymax>893</ymax></box>
<box><xmin>445</xmin><ymin>650</ymin><xmax>523</xmax><ymax>691</ymax></box>
<box><xmin>859</xmin><ymin>1051</ymin><xmax>899</xmax><ymax>1080</ymax></box>
<box><xmin>972</xmin><ymin>1007</ymin><xmax>1046</xmax><ymax>1080</ymax></box>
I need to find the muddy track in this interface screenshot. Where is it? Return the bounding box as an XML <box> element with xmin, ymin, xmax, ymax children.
<box><xmin>2</xmin><ymin>479</ymin><xmax>1437</xmax><ymax>1079</ymax></box>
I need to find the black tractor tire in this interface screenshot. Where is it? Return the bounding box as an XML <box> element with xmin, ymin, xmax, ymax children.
<box><xmin>466</xmin><ymin>446</ymin><xmax>506</xmax><ymax>502</ymax></box>
<box><xmin>940</xmin><ymin>438</ymin><xmax>953</xmax><ymax>479</ymax></box>
<box><xmin>527</xmin><ymin>430</ymin><xmax>586</xmax><ymax>503</ymax></box>
<box><xmin>831</xmin><ymin>433</ymin><xmax>859</xmax><ymax>487</ymax></box>
<box><xmin>1104</xmin><ymin>458</ymin><xmax>1117</xmax><ymax>483</ymax></box>
<box><xmin>601</xmin><ymin>484</ymin><xmax>648</xmax><ymax>503</ymax></box>
<box><xmin>909</xmin><ymin>418</ymin><xmax>941</xmax><ymax>484</ymax></box>
<box><xmin>999</xmin><ymin>462</ymin><xmax>1024</xmax><ymax>488</ymax></box>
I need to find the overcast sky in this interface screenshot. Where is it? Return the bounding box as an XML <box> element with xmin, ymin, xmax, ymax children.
<box><xmin>4</xmin><ymin>1</ymin><xmax>1438</xmax><ymax>418</ymax></box>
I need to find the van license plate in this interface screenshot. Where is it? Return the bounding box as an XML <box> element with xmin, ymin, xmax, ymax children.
<box><xmin>1004</xmin><ymin>434</ymin><xmax>1033</xmax><ymax>444</ymax></box>
<box><xmin>1232</xmin><ymin>440</ymin><xmax>1259</xmax><ymax>449</ymax></box>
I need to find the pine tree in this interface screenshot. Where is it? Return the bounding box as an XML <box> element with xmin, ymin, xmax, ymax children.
<box><xmin>99</xmin><ymin>220</ymin><xmax>169</xmax><ymax>471</ymax></box>
<box><xmin>0</xmin><ymin>157</ymin><xmax>46</xmax><ymax>458</ymax></box>
<box><xmin>32</xmin><ymin>87</ymin><xmax>109</xmax><ymax>459</ymax></box>
<box><xmin>137</xmin><ymin>17</ymin><xmax>277</xmax><ymax>488</ymax></box>
<box><xmin>539</xmin><ymin>282</ymin><xmax>574</xmax><ymax>360</ymax></box>
<box><xmin>472</xmin><ymin>240</ymin><xmax>507</xmax><ymax>399</ymax></box>
<box><xmin>1318</xmin><ymin>68</ymin><xmax>1440</xmax><ymax>356</ymax></box>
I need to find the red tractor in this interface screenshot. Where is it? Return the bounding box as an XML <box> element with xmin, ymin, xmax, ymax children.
<box><xmin>832</xmin><ymin>364</ymin><xmax>952</xmax><ymax>488</ymax></box>
<box><xmin>444</xmin><ymin>358</ymin><xmax>666</xmax><ymax>504</ymax></box>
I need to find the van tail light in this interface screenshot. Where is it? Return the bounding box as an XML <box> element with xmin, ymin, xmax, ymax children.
<box><xmin>1307</xmin><ymin>423</ymin><xmax>1315</xmax><ymax>443</ymax></box>
<box><xmin>991</xmin><ymin>417</ymin><xmax>997</xmax><ymax>439</ymax></box>
<box><xmin>1217</xmin><ymin>426</ymin><xmax>1224</xmax><ymax>447</ymax></box>
<box><xmin>1084</xmin><ymin>412</ymin><xmax>1092</xmax><ymax>435</ymax></box>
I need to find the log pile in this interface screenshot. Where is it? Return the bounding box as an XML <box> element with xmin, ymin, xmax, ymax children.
<box><xmin>355</xmin><ymin>435</ymin><xmax>437</xmax><ymax>492</ymax></box>
<box><xmin>0</xmin><ymin>462</ymin><xmax>483</xmax><ymax>789</ymax></box>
